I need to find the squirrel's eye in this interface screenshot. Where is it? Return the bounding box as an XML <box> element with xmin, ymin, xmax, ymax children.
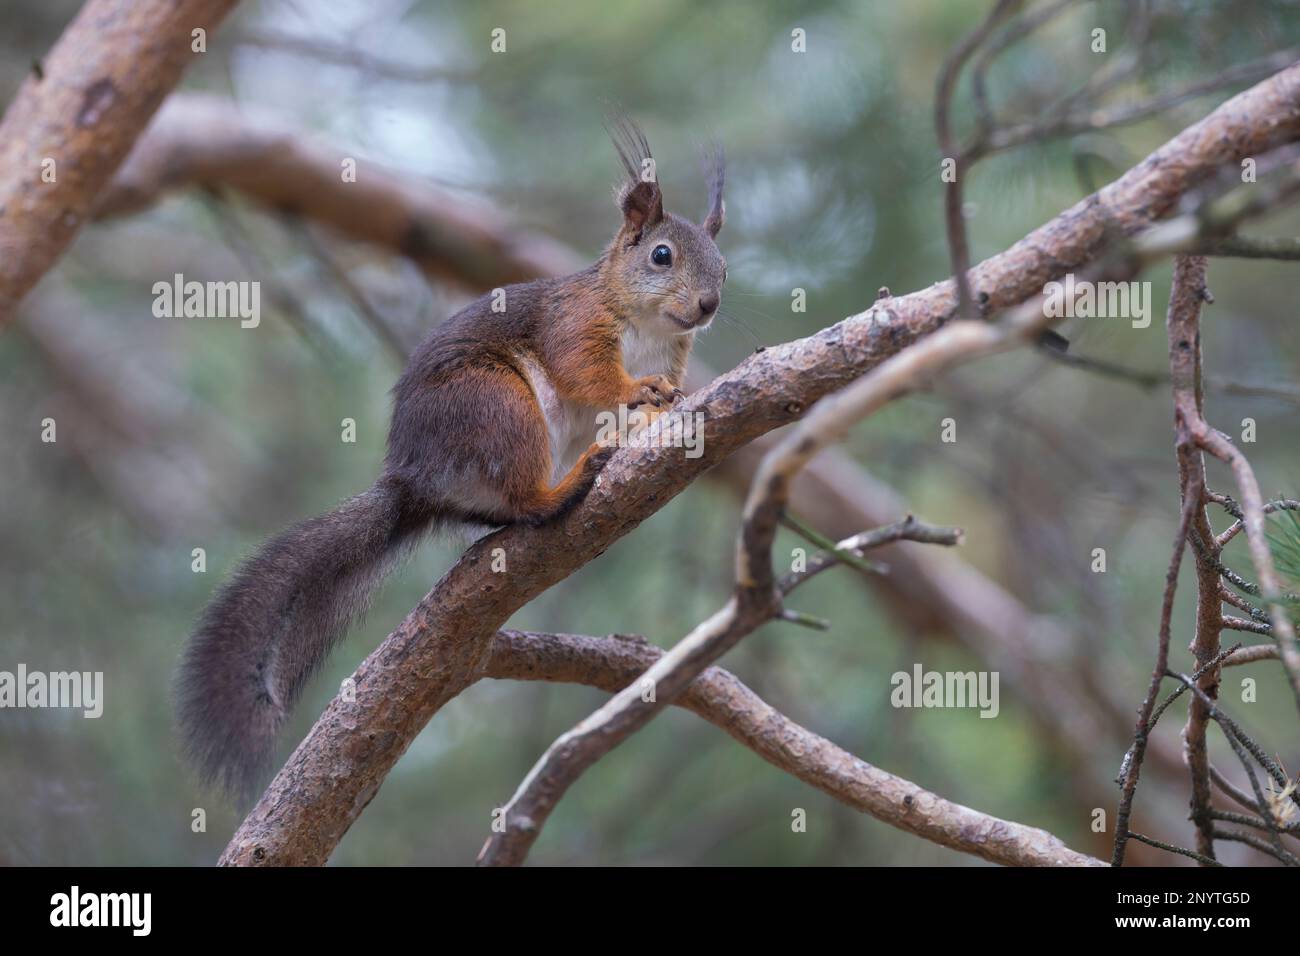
<box><xmin>651</xmin><ymin>244</ymin><xmax>672</xmax><ymax>266</ymax></box>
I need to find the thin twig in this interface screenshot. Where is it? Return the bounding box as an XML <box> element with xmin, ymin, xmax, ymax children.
<box><xmin>1213</xmin><ymin>828</ymin><xmax>1300</xmax><ymax>866</ymax></box>
<box><xmin>1210</xmin><ymin>763</ymin><xmax>1265</xmax><ymax>814</ymax></box>
<box><xmin>1125</xmin><ymin>831</ymin><xmax>1222</xmax><ymax>867</ymax></box>
<box><xmin>986</xmin><ymin>43</ymin><xmax>1300</xmax><ymax>154</ymax></box>
<box><xmin>1193</xmin><ymin>235</ymin><xmax>1300</xmax><ymax>260</ymax></box>
<box><xmin>1223</xmin><ymin>644</ymin><xmax>1279</xmax><ymax>667</ymax></box>
<box><xmin>1168</xmin><ymin>671</ymin><xmax>1298</xmax><ymax>862</ymax></box>
<box><xmin>1223</xmin><ymin>616</ymin><xmax>1273</xmax><ymax>635</ymax></box>
<box><xmin>1111</xmin><ymin>471</ymin><xmax>1200</xmax><ymax>867</ymax></box>
<box><xmin>934</xmin><ymin>0</ymin><xmax>1024</xmax><ymax>320</ymax></box>
<box><xmin>777</xmin><ymin>514</ymin><xmax>962</xmax><ymax>594</ymax></box>
<box><xmin>1218</xmin><ymin>499</ymin><xmax>1300</xmax><ymax>548</ymax></box>
<box><xmin>1037</xmin><ymin>347</ymin><xmax>1300</xmax><ymax>408</ymax></box>
<box><xmin>1146</xmin><ymin>642</ymin><xmax>1242</xmax><ymax>732</ymax></box>
<box><xmin>1210</xmin><ymin>809</ymin><xmax>1300</xmax><ymax>836</ymax></box>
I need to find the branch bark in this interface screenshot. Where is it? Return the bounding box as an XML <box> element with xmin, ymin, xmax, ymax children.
<box><xmin>94</xmin><ymin>94</ymin><xmax>580</xmax><ymax>289</ymax></box>
<box><xmin>711</xmin><ymin>433</ymin><xmax>1188</xmax><ymax>793</ymax></box>
<box><xmin>1165</xmin><ymin>256</ymin><xmax>1222</xmax><ymax>861</ymax></box>
<box><xmin>481</xmin><ymin>107</ymin><xmax>1300</xmax><ymax>866</ymax></box>
<box><xmin>217</xmin><ymin>63</ymin><xmax>1300</xmax><ymax>867</ymax></box>
<box><xmin>483</xmin><ymin>629</ymin><xmax>1103</xmax><ymax>867</ymax></box>
<box><xmin>478</xmin><ymin>284</ymin><xmax>1091</xmax><ymax>866</ymax></box>
<box><xmin>1115</xmin><ymin>253</ymin><xmax>1300</xmax><ymax>867</ymax></box>
<box><xmin>0</xmin><ymin>0</ymin><xmax>239</xmax><ymax>322</ymax></box>
<box><xmin>1112</xmin><ymin>460</ymin><xmax>1201</xmax><ymax>866</ymax></box>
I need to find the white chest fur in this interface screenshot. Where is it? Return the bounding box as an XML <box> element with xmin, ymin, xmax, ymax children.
<box><xmin>620</xmin><ymin>323</ymin><xmax>683</xmax><ymax>379</ymax></box>
<box><xmin>520</xmin><ymin>324</ymin><xmax>689</xmax><ymax>481</ymax></box>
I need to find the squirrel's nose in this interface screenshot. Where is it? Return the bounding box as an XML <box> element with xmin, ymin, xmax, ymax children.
<box><xmin>698</xmin><ymin>293</ymin><xmax>719</xmax><ymax>315</ymax></box>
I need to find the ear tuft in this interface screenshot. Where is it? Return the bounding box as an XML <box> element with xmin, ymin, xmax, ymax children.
<box><xmin>701</xmin><ymin>141</ymin><xmax>725</xmax><ymax>239</ymax></box>
<box><xmin>605</xmin><ymin>112</ymin><xmax>662</xmax><ymax>241</ymax></box>
<box><xmin>606</xmin><ymin>113</ymin><xmax>653</xmax><ymax>183</ymax></box>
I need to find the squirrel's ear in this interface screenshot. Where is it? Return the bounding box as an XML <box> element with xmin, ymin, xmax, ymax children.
<box><xmin>606</xmin><ymin>114</ymin><xmax>662</xmax><ymax>243</ymax></box>
<box><xmin>618</xmin><ymin>179</ymin><xmax>663</xmax><ymax>241</ymax></box>
<box><xmin>701</xmin><ymin>142</ymin><xmax>725</xmax><ymax>239</ymax></box>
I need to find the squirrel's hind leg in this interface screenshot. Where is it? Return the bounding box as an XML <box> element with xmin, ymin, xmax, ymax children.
<box><xmin>423</xmin><ymin>361</ymin><xmax>612</xmax><ymax>526</ymax></box>
<box><xmin>505</xmin><ymin>441</ymin><xmax>615</xmax><ymax>526</ymax></box>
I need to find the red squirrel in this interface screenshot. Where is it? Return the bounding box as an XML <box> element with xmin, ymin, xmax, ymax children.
<box><xmin>176</xmin><ymin>119</ymin><xmax>726</xmax><ymax>800</ymax></box>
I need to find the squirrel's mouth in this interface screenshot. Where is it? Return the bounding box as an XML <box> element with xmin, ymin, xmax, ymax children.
<box><xmin>664</xmin><ymin>310</ymin><xmax>707</xmax><ymax>331</ymax></box>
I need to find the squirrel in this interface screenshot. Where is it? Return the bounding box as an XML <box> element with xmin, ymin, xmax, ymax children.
<box><xmin>175</xmin><ymin>118</ymin><xmax>727</xmax><ymax>802</ymax></box>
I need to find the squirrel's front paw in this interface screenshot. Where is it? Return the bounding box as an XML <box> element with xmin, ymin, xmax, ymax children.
<box><xmin>625</xmin><ymin>375</ymin><xmax>682</xmax><ymax>409</ymax></box>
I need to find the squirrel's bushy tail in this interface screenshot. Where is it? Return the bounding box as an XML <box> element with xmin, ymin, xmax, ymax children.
<box><xmin>175</xmin><ymin>478</ymin><xmax>431</xmax><ymax>803</ymax></box>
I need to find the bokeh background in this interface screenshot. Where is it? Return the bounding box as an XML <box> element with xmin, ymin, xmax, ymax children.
<box><xmin>2</xmin><ymin>0</ymin><xmax>1298</xmax><ymax>865</ymax></box>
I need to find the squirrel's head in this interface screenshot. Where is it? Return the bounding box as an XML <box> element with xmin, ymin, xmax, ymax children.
<box><xmin>603</xmin><ymin>118</ymin><xmax>726</xmax><ymax>336</ymax></box>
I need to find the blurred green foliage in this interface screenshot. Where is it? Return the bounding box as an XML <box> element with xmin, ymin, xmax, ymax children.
<box><xmin>2</xmin><ymin>0</ymin><xmax>1299</xmax><ymax>865</ymax></box>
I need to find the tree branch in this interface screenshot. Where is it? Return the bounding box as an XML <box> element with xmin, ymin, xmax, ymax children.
<box><xmin>1163</xmin><ymin>255</ymin><xmax>1222</xmax><ymax>862</ymax></box>
<box><xmin>93</xmin><ymin>94</ymin><xmax>581</xmax><ymax>289</ymax></box>
<box><xmin>90</xmin><ymin>91</ymin><xmax>1190</xmax><ymax>841</ymax></box>
<box><xmin>481</xmin><ymin>629</ymin><xmax>1103</xmax><ymax>867</ymax></box>
<box><xmin>479</xmin><ymin>285</ymin><xmax>1112</xmax><ymax>865</ymax></box>
<box><xmin>477</xmin><ymin>510</ymin><xmax>967</xmax><ymax>865</ymax></box>
<box><xmin>0</xmin><ymin>0</ymin><xmax>239</xmax><ymax>322</ymax></box>
<box><xmin>94</xmin><ymin>93</ymin><xmax>1189</xmax><ymax>804</ymax></box>
<box><xmin>1112</xmin><ymin>456</ymin><xmax>1201</xmax><ymax>866</ymax></box>
<box><xmin>219</xmin><ymin>64</ymin><xmax>1300</xmax><ymax>866</ymax></box>
<box><xmin>934</xmin><ymin>0</ymin><xmax>1024</xmax><ymax>320</ymax></box>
